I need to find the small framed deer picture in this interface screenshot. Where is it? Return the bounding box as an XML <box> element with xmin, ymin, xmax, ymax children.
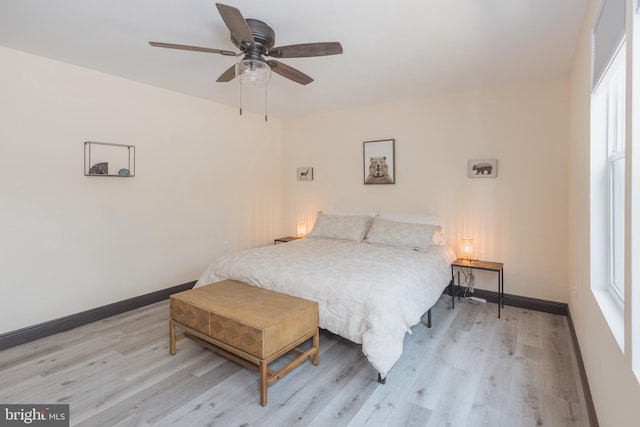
<box><xmin>297</xmin><ymin>167</ymin><xmax>314</xmax><ymax>181</ymax></box>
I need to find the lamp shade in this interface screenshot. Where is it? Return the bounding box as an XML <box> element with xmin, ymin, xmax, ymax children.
<box><xmin>296</xmin><ymin>222</ymin><xmax>307</xmax><ymax>238</ymax></box>
<box><xmin>460</xmin><ymin>238</ymin><xmax>474</xmax><ymax>260</ymax></box>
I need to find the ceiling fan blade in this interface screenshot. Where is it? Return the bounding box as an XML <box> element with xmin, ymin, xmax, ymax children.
<box><xmin>149</xmin><ymin>41</ymin><xmax>238</xmax><ymax>56</ymax></box>
<box><xmin>216</xmin><ymin>64</ymin><xmax>237</xmax><ymax>82</ymax></box>
<box><xmin>267</xmin><ymin>60</ymin><xmax>313</xmax><ymax>85</ymax></box>
<box><xmin>215</xmin><ymin>3</ymin><xmax>255</xmax><ymax>50</ymax></box>
<box><xmin>268</xmin><ymin>42</ymin><xmax>343</xmax><ymax>58</ymax></box>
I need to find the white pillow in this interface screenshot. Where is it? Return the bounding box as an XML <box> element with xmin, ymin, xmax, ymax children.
<box><xmin>307</xmin><ymin>212</ymin><xmax>373</xmax><ymax>241</ymax></box>
<box><xmin>432</xmin><ymin>228</ymin><xmax>446</xmax><ymax>245</ymax></box>
<box><xmin>378</xmin><ymin>211</ymin><xmax>446</xmax><ymax>245</ymax></box>
<box><xmin>364</xmin><ymin>217</ymin><xmax>436</xmax><ymax>252</ymax></box>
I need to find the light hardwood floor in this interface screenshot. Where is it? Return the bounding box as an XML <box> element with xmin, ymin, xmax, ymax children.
<box><xmin>0</xmin><ymin>296</ymin><xmax>590</xmax><ymax>426</ymax></box>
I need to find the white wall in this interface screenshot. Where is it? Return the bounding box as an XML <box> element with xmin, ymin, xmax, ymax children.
<box><xmin>568</xmin><ymin>0</ymin><xmax>640</xmax><ymax>425</ymax></box>
<box><xmin>0</xmin><ymin>46</ymin><xmax>283</xmax><ymax>334</ymax></box>
<box><xmin>281</xmin><ymin>79</ymin><xmax>569</xmax><ymax>302</ymax></box>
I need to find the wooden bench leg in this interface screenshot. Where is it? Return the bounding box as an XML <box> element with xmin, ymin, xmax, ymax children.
<box><xmin>169</xmin><ymin>320</ymin><xmax>176</xmax><ymax>355</ymax></box>
<box><xmin>312</xmin><ymin>330</ymin><xmax>320</xmax><ymax>365</ymax></box>
<box><xmin>260</xmin><ymin>360</ymin><xmax>268</xmax><ymax>406</ymax></box>
<box><xmin>170</xmin><ymin>320</ymin><xmax>318</xmax><ymax>406</ymax></box>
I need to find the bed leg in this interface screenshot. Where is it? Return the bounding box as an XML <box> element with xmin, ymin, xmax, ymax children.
<box><xmin>427</xmin><ymin>308</ymin><xmax>432</xmax><ymax>328</ymax></box>
<box><xmin>377</xmin><ymin>373</ymin><xmax>386</xmax><ymax>384</ymax></box>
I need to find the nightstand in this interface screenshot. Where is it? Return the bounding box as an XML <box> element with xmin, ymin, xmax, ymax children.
<box><xmin>274</xmin><ymin>236</ymin><xmax>302</xmax><ymax>244</ymax></box>
<box><xmin>451</xmin><ymin>258</ymin><xmax>504</xmax><ymax>318</ymax></box>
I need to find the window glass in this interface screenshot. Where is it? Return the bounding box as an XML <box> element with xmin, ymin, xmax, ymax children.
<box><xmin>611</xmin><ymin>154</ymin><xmax>625</xmax><ymax>300</ymax></box>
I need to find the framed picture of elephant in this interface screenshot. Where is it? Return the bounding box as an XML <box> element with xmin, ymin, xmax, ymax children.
<box><xmin>468</xmin><ymin>159</ymin><xmax>497</xmax><ymax>178</ymax></box>
<box><xmin>363</xmin><ymin>139</ymin><xmax>395</xmax><ymax>184</ymax></box>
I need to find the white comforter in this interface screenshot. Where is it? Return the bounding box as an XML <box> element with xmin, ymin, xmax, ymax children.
<box><xmin>195</xmin><ymin>237</ymin><xmax>456</xmax><ymax>378</ymax></box>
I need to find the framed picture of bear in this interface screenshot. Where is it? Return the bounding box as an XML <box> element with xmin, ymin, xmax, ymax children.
<box><xmin>363</xmin><ymin>139</ymin><xmax>395</xmax><ymax>184</ymax></box>
<box><xmin>468</xmin><ymin>159</ymin><xmax>497</xmax><ymax>178</ymax></box>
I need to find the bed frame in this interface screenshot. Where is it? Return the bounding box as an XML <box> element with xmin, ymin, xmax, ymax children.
<box><xmin>376</xmin><ymin>276</ymin><xmax>455</xmax><ymax>384</ymax></box>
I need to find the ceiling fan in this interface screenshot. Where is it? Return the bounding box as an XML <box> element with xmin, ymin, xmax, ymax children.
<box><xmin>149</xmin><ymin>3</ymin><xmax>343</xmax><ymax>86</ymax></box>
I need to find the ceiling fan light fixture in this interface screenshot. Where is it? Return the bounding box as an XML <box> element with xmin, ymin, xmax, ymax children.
<box><xmin>150</xmin><ymin>3</ymin><xmax>343</xmax><ymax>120</ymax></box>
<box><xmin>236</xmin><ymin>59</ymin><xmax>271</xmax><ymax>87</ymax></box>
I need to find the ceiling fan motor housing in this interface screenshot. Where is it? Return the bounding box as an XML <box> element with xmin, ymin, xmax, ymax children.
<box><xmin>233</xmin><ymin>19</ymin><xmax>275</xmax><ymax>58</ymax></box>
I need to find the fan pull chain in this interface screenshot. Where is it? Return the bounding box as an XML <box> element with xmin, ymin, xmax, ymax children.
<box><xmin>237</xmin><ymin>80</ymin><xmax>268</xmax><ymax>122</ymax></box>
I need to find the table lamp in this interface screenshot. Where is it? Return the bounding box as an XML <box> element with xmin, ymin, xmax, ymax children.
<box><xmin>460</xmin><ymin>238</ymin><xmax>474</xmax><ymax>261</ymax></box>
<box><xmin>296</xmin><ymin>222</ymin><xmax>307</xmax><ymax>238</ymax></box>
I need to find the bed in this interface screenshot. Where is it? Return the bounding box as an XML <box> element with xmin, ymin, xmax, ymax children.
<box><xmin>195</xmin><ymin>211</ymin><xmax>456</xmax><ymax>379</ymax></box>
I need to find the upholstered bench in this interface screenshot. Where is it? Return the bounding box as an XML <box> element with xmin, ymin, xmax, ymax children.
<box><xmin>169</xmin><ymin>279</ymin><xmax>319</xmax><ymax>406</ymax></box>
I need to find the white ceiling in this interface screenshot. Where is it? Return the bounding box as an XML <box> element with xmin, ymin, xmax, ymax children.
<box><xmin>0</xmin><ymin>0</ymin><xmax>588</xmax><ymax>117</ymax></box>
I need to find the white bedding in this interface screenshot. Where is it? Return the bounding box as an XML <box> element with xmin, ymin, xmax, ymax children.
<box><xmin>195</xmin><ymin>237</ymin><xmax>456</xmax><ymax>378</ymax></box>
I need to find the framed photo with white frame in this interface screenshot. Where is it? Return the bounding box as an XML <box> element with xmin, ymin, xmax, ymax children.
<box><xmin>363</xmin><ymin>139</ymin><xmax>395</xmax><ymax>184</ymax></box>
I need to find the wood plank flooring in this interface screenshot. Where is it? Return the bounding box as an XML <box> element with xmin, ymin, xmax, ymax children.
<box><xmin>0</xmin><ymin>296</ymin><xmax>590</xmax><ymax>426</ymax></box>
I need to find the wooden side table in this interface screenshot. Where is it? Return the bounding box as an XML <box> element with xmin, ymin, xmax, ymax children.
<box><xmin>274</xmin><ymin>236</ymin><xmax>302</xmax><ymax>244</ymax></box>
<box><xmin>451</xmin><ymin>258</ymin><xmax>504</xmax><ymax>318</ymax></box>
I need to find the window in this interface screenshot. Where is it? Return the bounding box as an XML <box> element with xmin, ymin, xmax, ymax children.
<box><xmin>593</xmin><ymin>42</ymin><xmax>626</xmax><ymax>307</ymax></box>
<box><xmin>607</xmin><ymin>45</ymin><xmax>626</xmax><ymax>304</ymax></box>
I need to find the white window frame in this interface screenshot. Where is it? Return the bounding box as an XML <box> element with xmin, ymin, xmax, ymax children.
<box><xmin>591</xmin><ymin>37</ymin><xmax>626</xmax><ymax>350</ymax></box>
<box><xmin>604</xmin><ymin>43</ymin><xmax>627</xmax><ymax>307</ymax></box>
